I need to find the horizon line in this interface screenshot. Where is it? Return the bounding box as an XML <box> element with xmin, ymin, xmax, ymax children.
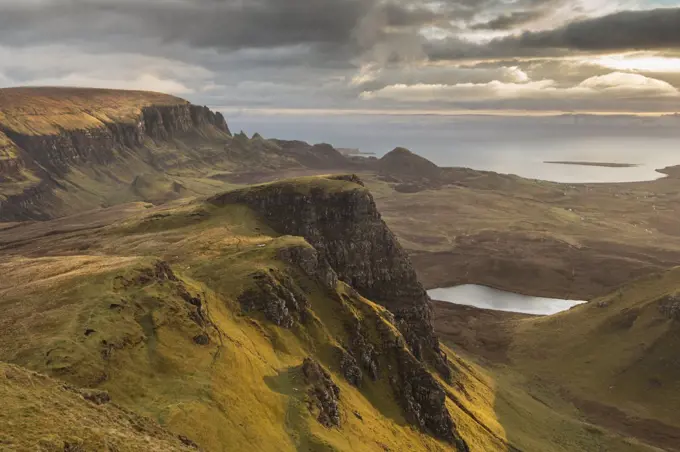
<box><xmin>215</xmin><ymin>107</ymin><xmax>680</xmax><ymax>118</ymax></box>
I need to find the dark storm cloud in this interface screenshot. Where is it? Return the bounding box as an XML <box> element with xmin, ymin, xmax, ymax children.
<box><xmin>518</xmin><ymin>7</ymin><xmax>680</xmax><ymax>51</ymax></box>
<box><xmin>1</xmin><ymin>0</ymin><xmax>680</xmax><ymax>113</ymax></box>
<box><xmin>431</xmin><ymin>7</ymin><xmax>680</xmax><ymax>61</ymax></box>
<box><xmin>0</xmin><ymin>0</ymin><xmax>372</xmax><ymax>50</ymax></box>
<box><xmin>0</xmin><ymin>0</ymin><xmax>562</xmax><ymax>53</ymax></box>
<box><xmin>471</xmin><ymin>11</ymin><xmax>545</xmax><ymax>30</ymax></box>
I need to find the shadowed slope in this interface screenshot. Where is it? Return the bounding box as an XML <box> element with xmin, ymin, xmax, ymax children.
<box><xmin>510</xmin><ymin>267</ymin><xmax>680</xmax><ymax>435</ymax></box>
<box><xmin>0</xmin><ymin>87</ymin><xmax>366</xmax><ymax>222</ymax></box>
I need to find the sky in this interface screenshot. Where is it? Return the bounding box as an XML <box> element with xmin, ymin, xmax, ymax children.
<box><xmin>2</xmin><ymin>0</ymin><xmax>680</xmax><ymax>115</ymax></box>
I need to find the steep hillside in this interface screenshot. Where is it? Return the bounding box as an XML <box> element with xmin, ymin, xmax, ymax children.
<box><xmin>377</xmin><ymin>147</ymin><xmax>440</xmax><ymax>179</ymax></box>
<box><xmin>0</xmin><ymin>175</ymin><xmax>489</xmax><ymax>452</ymax></box>
<box><xmin>209</xmin><ymin>175</ymin><xmax>450</xmax><ymax>378</ymax></box>
<box><xmin>0</xmin><ymin>87</ymin><xmax>357</xmax><ymax>221</ymax></box>
<box><xmin>0</xmin><ymin>362</ymin><xmax>196</xmax><ymax>451</ymax></box>
<box><xmin>433</xmin><ymin>267</ymin><xmax>680</xmax><ymax>452</ymax></box>
<box><xmin>510</xmin><ymin>269</ymin><xmax>680</xmax><ymax>437</ymax></box>
<box><xmin>0</xmin><ymin>175</ymin><xmax>665</xmax><ymax>451</ymax></box>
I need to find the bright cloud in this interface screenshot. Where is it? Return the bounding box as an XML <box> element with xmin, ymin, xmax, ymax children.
<box><xmin>1</xmin><ymin>0</ymin><xmax>680</xmax><ymax>112</ymax></box>
<box><xmin>594</xmin><ymin>54</ymin><xmax>680</xmax><ymax>73</ymax></box>
<box><xmin>361</xmin><ymin>72</ymin><xmax>678</xmax><ymax>103</ymax></box>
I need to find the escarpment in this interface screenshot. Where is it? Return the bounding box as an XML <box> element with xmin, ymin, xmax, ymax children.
<box><xmin>209</xmin><ymin>175</ymin><xmax>451</xmax><ymax>379</ymax></box>
<box><xmin>1</xmin><ymin>104</ymin><xmax>231</xmax><ymax>177</ymax></box>
<box><xmin>0</xmin><ymin>132</ymin><xmax>22</xmax><ymax>179</ymax></box>
<box><xmin>0</xmin><ymin>87</ymin><xmax>233</xmax><ymax>221</ymax></box>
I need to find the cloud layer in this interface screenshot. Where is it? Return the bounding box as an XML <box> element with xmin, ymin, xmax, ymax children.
<box><xmin>1</xmin><ymin>0</ymin><xmax>680</xmax><ymax>113</ymax></box>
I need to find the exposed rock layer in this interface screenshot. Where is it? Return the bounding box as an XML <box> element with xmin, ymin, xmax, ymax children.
<box><xmin>210</xmin><ymin>175</ymin><xmax>451</xmax><ymax>379</ymax></box>
<box><xmin>302</xmin><ymin>358</ymin><xmax>341</xmax><ymax>428</ymax></box>
<box><xmin>0</xmin><ymin>90</ymin><xmax>233</xmax><ymax>221</ymax></box>
<box><xmin>659</xmin><ymin>294</ymin><xmax>680</xmax><ymax>320</ymax></box>
<box><xmin>2</xmin><ymin>104</ymin><xmax>230</xmax><ymax>177</ymax></box>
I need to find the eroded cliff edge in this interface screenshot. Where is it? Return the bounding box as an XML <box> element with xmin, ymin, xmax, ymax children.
<box><xmin>0</xmin><ymin>87</ymin><xmax>234</xmax><ymax>221</ymax></box>
<box><xmin>209</xmin><ymin>175</ymin><xmax>451</xmax><ymax>380</ymax></box>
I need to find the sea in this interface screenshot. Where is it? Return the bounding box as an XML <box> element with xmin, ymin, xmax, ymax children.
<box><xmin>229</xmin><ymin>113</ymin><xmax>680</xmax><ymax>183</ymax></box>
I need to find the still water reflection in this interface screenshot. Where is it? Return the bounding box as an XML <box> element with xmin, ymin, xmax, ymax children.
<box><xmin>428</xmin><ymin>284</ymin><xmax>586</xmax><ymax>316</ymax></box>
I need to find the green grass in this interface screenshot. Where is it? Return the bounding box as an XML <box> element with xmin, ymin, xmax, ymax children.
<box><xmin>2</xmin><ymin>175</ymin><xmax>669</xmax><ymax>451</ymax></box>
<box><xmin>0</xmin><ymin>362</ymin><xmax>194</xmax><ymax>451</ymax></box>
<box><xmin>509</xmin><ymin>268</ymin><xmax>680</xmax><ymax>429</ymax></box>
<box><xmin>218</xmin><ymin>175</ymin><xmax>368</xmax><ymax>200</ymax></box>
<box><xmin>0</xmin><ymin>191</ymin><xmax>464</xmax><ymax>451</ymax></box>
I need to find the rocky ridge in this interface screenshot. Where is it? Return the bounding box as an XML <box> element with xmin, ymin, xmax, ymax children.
<box><xmin>0</xmin><ymin>89</ymin><xmax>234</xmax><ymax>221</ymax></box>
<box><xmin>209</xmin><ymin>175</ymin><xmax>451</xmax><ymax>379</ymax></box>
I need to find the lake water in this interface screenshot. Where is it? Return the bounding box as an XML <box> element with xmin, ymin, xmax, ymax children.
<box><xmin>428</xmin><ymin>284</ymin><xmax>586</xmax><ymax>316</ymax></box>
<box><xmin>229</xmin><ymin>113</ymin><xmax>680</xmax><ymax>183</ymax></box>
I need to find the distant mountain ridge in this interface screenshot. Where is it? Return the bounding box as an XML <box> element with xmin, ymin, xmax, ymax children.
<box><xmin>0</xmin><ymin>87</ymin><xmax>359</xmax><ymax>221</ymax></box>
<box><xmin>0</xmin><ymin>87</ymin><xmax>458</xmax><ymax>222</ymax></box>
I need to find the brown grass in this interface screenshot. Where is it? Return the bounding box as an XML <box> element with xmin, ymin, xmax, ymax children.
<box><xmin>367</xmin><ymin>168</ymin><xmax>680</xmax><ymax>299</ymax></box>
<box><xmin>0</xmin><ymin>87</ymin><xmax>187</xmax><ymax>135</ymax></box>
<box><xmin>0</xmin><ymin>362</ymin><xmax>194</xmax><ymax>451</ymax></box>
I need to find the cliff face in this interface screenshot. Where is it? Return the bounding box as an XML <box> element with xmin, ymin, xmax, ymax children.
<box><xmin>0</xmin><ymin>88</ymin><xmax>234</xmax><ymax>221</ymax></box>
<box><xmin>209</xmin><ymin>175</ymin><xmax>450</xmax><ymax>379</ymax></box>
<box><xmin>2</xmin><ymin>104</ymin><xmax>230</xmax><ymax>177</ymax></box>
<box><xmin>0</xmin><ymin>132</ymin><xmax>22</xmax><ymax>180</ymax></box>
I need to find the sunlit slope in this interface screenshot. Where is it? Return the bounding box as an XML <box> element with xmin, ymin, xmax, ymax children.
<box><xmin>0</xmin><ymin>87</ymin><xmax>188</xmax><ymax>135</ymax></box>
<box><xmin>0</xmin><ymin>362</ymin><xmax>195</xmax><ymax>451</ymax></box>
<box><xmin>1</xmin><ymin>174</ymin><xmax>668</xmax><ymax>451</ymax></box>
<box><xmin>0</xmin><ymin>176</ymin><xmax>510</xmax><ymax>451</ymax></box>
<box><xmin>510</xmin><ymin>267</ymin><xmax>680</xmax><ymax>435</ymax></box>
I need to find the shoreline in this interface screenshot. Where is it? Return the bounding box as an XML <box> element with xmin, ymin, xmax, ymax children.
<box><xmin>544</xmin><ymin>161</ymin><xmax>639</xmax><ymax>168</ymax></box>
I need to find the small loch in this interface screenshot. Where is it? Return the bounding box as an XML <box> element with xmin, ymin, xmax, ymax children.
<box><xmin>428</xmin><ymin>284</ymin><xmax>587</xmax><ymax>316</ymax></box>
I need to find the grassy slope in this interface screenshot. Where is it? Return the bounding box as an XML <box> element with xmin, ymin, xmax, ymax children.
<box><xmin>0</xmin><ymin>175</ymin><xmax>666</xmax><ymax>451</ymax></box>
<box><xmin>433</xmin><ymin>268</ymin><xmax>680</xmax><ymax>451</ymax></box>
<box><xmin>0</xmin><ymin>176</ymin><xmax>505</xmax><ymax>452</ymax></box>
<box><xmin>510</xmin><ymin>268</ymin><xmax>680</xmax><ymax>428</ymax></box>
<box><xmin>0</xmin><ymin>87</ymin><xmax>186</xmax><ymax>136</ymax></box>
<box><xmin>0</xmin><ymin>362</ymin><xmax>194</xmax><ymax>451</ymax></box>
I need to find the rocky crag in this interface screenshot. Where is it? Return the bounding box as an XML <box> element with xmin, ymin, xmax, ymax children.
<box><xmin>210</xmin><ymin>175</ymin><xmax>451</xmax><ymax>380</ymax></box>
<box><xmin>0</xmin><ymin>88</ymin><xmax>232</xmax><ymax>220</ymax></box>
<box><xmin>0</xmin><ymin>174</ymin><xmax>482</xmax><ymax>450</ymax></box>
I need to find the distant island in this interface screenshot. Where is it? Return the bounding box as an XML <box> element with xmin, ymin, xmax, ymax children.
<box><xmin>337</xmin><ymin>147</ymin><xmax>376</xmax><ymax>156</ymax></box>
<box><xmin>545</xmin><ymin>161</ymin><xmax>639</xmax><ymax>168</ymax></box>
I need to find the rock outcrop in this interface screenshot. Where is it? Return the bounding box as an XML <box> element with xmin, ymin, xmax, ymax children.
<box><xmin>659</xmin><ymin>294</ymin><xmax>680</xmax><ymax>320</ymax></box>
<box><xmin>302</xmin><ymin>358</ymin><xmax>341</xmax><ymax>428</ymax></box>
<box><xmin>0</xmin><ymin>132</ymin><xmax>22</xmax><ymax>180</ymax></box>
<box><xmin>210</xmin><ymin>175</ymin><xmax>451</xmax><ymax>379</ymax></box>
<box><xmin>2</xmin><ymin>104</ymin><xmax>230</xmax><ymax>177</ymax></box>
<box><xmin>0</xmin><ymin>87</ymin><xmax>234</xmax><ymax>221</ymax></box>
<box><xmin>238</xmin><ymin>269</ymin><xmax>310</xmax><ymax>328</ymax></box>
<box><xmin>277</xmin><ymin>244</ymin><xmax>339</xmax><ymax>291</ymax></box>
<box><xmin>272</xmin><ymin>140</ymin><xmax>357</xmax><ymax>169</ymax></box>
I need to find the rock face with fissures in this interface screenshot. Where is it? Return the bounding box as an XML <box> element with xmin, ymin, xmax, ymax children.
<box><xmin>210</xmin><ymin>174</ymin><xmax>451</xmax><ymax>380</ymax></box>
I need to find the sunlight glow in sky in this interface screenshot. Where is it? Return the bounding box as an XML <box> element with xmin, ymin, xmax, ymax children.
<box><xmin>2</xmin><ymin>0</ymin><xmax>680</xmax><ymax>113</ymax></box>
<box><xmin>594</xmin><ymin>54</ymin><xmax>680</xmax><ymax>73</ymax></box>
